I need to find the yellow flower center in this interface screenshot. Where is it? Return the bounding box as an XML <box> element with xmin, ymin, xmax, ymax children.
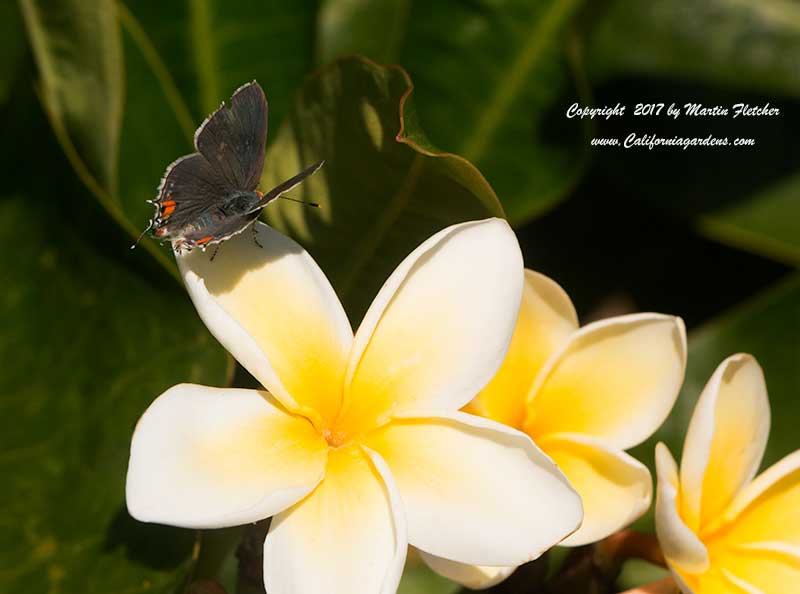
<box><xmin>321</xmin><ymin>426</ymin><xmax>352</xmax><ymax>448</ymax></box>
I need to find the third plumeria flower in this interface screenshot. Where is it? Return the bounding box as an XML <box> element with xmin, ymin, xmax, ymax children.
<box><xmin>655</xmin><ymin>354</ymin><xmax>800</xmax><ymax>593</ymax></box>
<box><xmin>432</xmin><ymin>270</ymin><xmax>686</xmax><ymax>589</ymax></box>
<box><xmin>126</xmin><ymin>218</ymin><xmax>583</xmax><ymax>594</ymax></box>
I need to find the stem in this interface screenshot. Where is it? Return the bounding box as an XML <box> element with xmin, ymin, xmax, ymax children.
<box><xmin>455</xmin><ymin>555</ymin><xmax>549</xmax><ymax>594</ymax></box>
<box><xmin>236</xmin><ymin>520</ymin><xmax>271</xmax><ymax>594</ymax></box>
<box><xmin>617</xmin><ymin>577</ymin><xmax>679</xmax><ymax>594</ymax></box>
<box><xmin>193</xmin><ymin>526</ymin><xmax>245</xmax><ymax>580</ymax></box>
<box><xmin>594</xmin><ymin>530</ymin><xmax>666</xmax><ymax>570</ymax></box>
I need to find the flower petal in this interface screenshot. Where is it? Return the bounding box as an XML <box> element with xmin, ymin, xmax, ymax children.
<box><xmin>466</xmin><ymin>270</ymin><xmax>578</xmax><ymax>428</ymax></box>
<box><xmin>263</xmin><ymin>445</ymin><xmax>406</xmax><ymax>594</ymax></box>
<box><xmin>365</xmin><ymin>412</ymin><xmax>582</xmax><ymax>566</ymax></box>
<box><xmin>678</xmin><ymin>354</ymin><xmax>770</xmax><ymax>533</ymax></box>
<box><xmin>654</xmin><ymin>443</ymin><xmax>709</xmax><ymax>574</ymax></box>
<box><xmin>711</xmin><ymin>566</ymin><xmax>782</xmax><ymax>594</ymax></box>
<box><xmin>714</xmin><ymin>450</ymin><xmax>800</xmax><ymax>550</ymax></box>
<box><xmin>126</xmin><ymin>384</ymin><xmax>328</xmax><ymax>528</ymax></box>
<box><xmin>538</xmin><ymin>433</ymin><xmax>652</xmax><ymax>546</ymax></box>
<box><xmin>691</xmin><ymin>556</ymin><xmax>794</xmax><ymax>594</ymax></box>
<box><xmin>524</xmin><ymin>313</ymin><xmax>686</xmax><ymax>450</ymax></box>
<box><xmin>702</xmin><ymin>432</ymin><xmax>800</xmax><ymax>594</ymax></box>
<box><xmin>340</xmin><ymin>218</ymin><xmax>523</xmax><ymax>432</ymax></box>
<box><xmin>178</xmin><ymin>222</ymin><xmax>352</xmax><ymax>427</ymax></box>
<box><xmin>418</xmin><ymin>551</ymin><xmax>515</xmax><ymax>590</ymax></box>
<box><xmin>671</xmin><ymin>569</ymin><xmax>697</xmax><ymax>594</ymax></box>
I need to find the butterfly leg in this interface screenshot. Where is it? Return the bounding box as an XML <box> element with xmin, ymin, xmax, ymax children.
<box><xmin>250</xmin><ymin>222</ymin><xmax>264</xmax><ymax>249</ymax></box>
<box><xmin>209</xmin><ymin>244</ymin><xmax>221</xmax><ymax>262</ymax></box>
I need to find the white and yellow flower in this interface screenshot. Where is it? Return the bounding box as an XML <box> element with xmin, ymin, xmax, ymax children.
<box><xmin>429</xmin><ymin>271</ymin><xmax>686</xmax><ymax>589</ymax></box>
<box><xmin>126</xmin><ymin>219</ymin><xmax>583</xmax><ymax>594</ymax></box>
<box><xmin>467</xmin><ymin>271</ymin><xmax>687</xmax><ymax>546</ymax></box>
<box><xmin>655</xmin><ymin>353</ymin><xmax>800</xmax><ymax>594</ymax></box>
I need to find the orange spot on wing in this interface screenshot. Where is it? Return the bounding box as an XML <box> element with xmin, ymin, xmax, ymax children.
<box><xmin>161</xmin><ymin>200</ymin><xmax>176</xmax><ymax>217</ymax></box>
<box><xmin>256</xmin><ymin>190</ymin><xmax>264</xmax><ymax>198</ymax></box>
<box><xmin>196</xmin><ymin>236</ymin><xmax>214</xmax><ymax>245</ymax></box>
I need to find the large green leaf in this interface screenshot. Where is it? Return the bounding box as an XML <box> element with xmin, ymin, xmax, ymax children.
<box><xmin>318</xmin><ymin>0</ymin><xmax>589</xmax><ymax>225</ymax></box>
<box><xmin>262</xmin><ymin>56</ymin><xmax>504</xmax><ymax>322</ymax></box>
<box><xmin>20</xmin><ymin>0</ymin><xmax>123</xmax><ymax>199</ymax></box>
<box><xmin>589</xmin><ymin>0</ymin><xmax>800</xmax><ymax>97</ymax></box>
<box><xmin>629</xmin><ymin>272</ymin><xmax>800</xmax><ymax>531</ymax></box>
<box><xmin>696</xmin><ymin>172</ymin><xmax>800</xmax><ymax>267</ymax></box>
<box><xmin>0</xmin><ymin>193</ymin><xmax>230</xmax><ymax>593</ymax></box>
<box><xmin>123</xmin><ymin>0</ymin><xmax>318</xmax><ymax>125</ymax></box>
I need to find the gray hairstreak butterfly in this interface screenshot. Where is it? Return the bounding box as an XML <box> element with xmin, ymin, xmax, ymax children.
<box><xmin>134</xmin><ymin>81</ymin><xmax>322</xmax><ymax>254</ymax></box>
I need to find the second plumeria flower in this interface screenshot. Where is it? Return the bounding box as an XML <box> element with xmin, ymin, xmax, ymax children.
<box><xmin>437</xmin><ymin>271</ymin><xmax>686</xmax><ymax>590</ymax></box>
<box><xmin>469</xmin><ymin>271</ymin><xmax>687</xmax><ymax>545</ymax></box>
<box><xmin>126</xmin><ymin>218</ymin><xmax>583</xmax><ymax>594</ymax></box>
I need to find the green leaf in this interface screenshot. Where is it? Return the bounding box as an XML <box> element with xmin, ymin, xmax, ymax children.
<box><xmin>261</xmin><ymin>56</ymin><xmax>504</xmax><ymax>322</ymax></box>
<box><xmin>616</xmin><ymin>560</ymin><xmax>670</xmax><ymax>591</ymax></box>
<box><xmin>317</xmin><ymin>0</ymin><xmax>589</xmax><ymax>225</ymax></box>
<box><xmin>118</xmin><ymin>0</ymin><xmax>318</xmax><ymax>132</ymax></box>
<box><xmin>20</xmin><ymin>0</ymin><xmax>123</xmax><ymax>197</ymax></box>
<box><xmin>317</xmin><ymin>0</ymin><xmax>407</xmax><ymax>64</ymax></box>
<box><xmin>0</xmin><ymin>193</ymin><xmax>230</xmax><ymax>593</ymax></box>
<box><xmin>0</xmin><ymin>3</ymin><xmax>27</xmax><ymax>107</ymax></box>
<box><xmin>696</xmin><ymin>172</ymin><xmax>800</xmax><ymax>267</ymax></box>
<box><xmin>589</xmin><ymin>0</ymin><xmax>800</xmax><ymax>97</ymax></box>
<box><xmin>629</xmin><ymin>273</ymin><xmax>800</xmax><ymax>530</ymax></box>
<box><xmin>673</xmin><ymin>273</ymin><xmax>800</xmax><ymax>468</ymax></box>
<box><xmin>398</xmin><ymin>558</ymin><xmax>458</xmax><ymax>594</ymax></box>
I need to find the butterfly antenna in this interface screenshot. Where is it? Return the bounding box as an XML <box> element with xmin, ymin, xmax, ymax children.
<box><xmin>130</xmin><ymin>221</ymin><xmax>153</xmax><ymax>250</ymax></box>
<box><xmin>279</xmin><ymin>195</ymin><xmax>320</xmax><ymax>208</ymax></box>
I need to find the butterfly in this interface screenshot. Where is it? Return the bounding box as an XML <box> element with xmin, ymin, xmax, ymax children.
<box><xmin>135</xmin><ymin>81</ymin><xmax>322</xmax><ymax>253</ymax></box>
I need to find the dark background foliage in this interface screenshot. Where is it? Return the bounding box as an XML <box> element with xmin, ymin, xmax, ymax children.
<box><xmin>1</xmin><ymin>1</ymin><xmax>797</xmax><ymax>593</ymax></box>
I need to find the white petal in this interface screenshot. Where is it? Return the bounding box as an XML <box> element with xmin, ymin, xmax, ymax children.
<box><xmin>178</xmin><ymin>222</ymin><xmax>352</xmax><ymax>427</ymax></box>
<box><xmin>679</xmin><ymin>354</ymin><xmax>770</xmax><ymax>532</ymax></box>
<box><xmin>126</xmin><ymin>384</ymin><xmax>328</xmax><ymax>528</ymax></box>
<box><xmin>365</xmin><ymin>411</ymin><xmax>582</xmax><ymax>566</ymax></box>
<box><xmin>525</xmin><ymin>313</ymin><xmax>686</xmax><ymax>450</ymax></box>
<box><xmin>539</xmin><ymin>433</ymin><xmax>652</xmax><ymax>546</ymax></box>
<box><xmin>418</xmin><ymin>551</ymin><xmax>515</xmax><ymax>590</ymax></box>
<box><xmin>339</xmin><ymin>219</ymin><xmax>523</xmax><ymax>432</ymax></box>
<box><xmin>654</xmin><ymin>443</ymin><xmax>709</xmax><ymax>574</ymax></box>
<box><xmin>263</xmin><ymin>445</ymin><xmax>406</xmax><ymax>594</ymax></box>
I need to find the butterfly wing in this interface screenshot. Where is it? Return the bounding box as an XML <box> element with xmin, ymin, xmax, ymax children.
<box><xmin>194</xmin><ymin>81</ymin><xmax>267</xmax><ymax>191</ymax></box>
<box><xmin>150</xmin><ymin>153</ymin><xmax>232</xmax><ymax>240</ymax></box>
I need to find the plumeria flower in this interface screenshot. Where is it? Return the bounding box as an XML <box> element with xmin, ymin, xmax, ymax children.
<box><xmin>126</xmin><ymin>219</ymin><xmax>583</xmax><ymax>594</ymax></box>
<box><xmin>429</xmin><ymin>270</ymin><xmax>686</xmax><ymax>588</ymax></box>
<box><xmin>655</xmin><ymin>353</ymin><xmax>800</xmax><ymax>593</ymax></box>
